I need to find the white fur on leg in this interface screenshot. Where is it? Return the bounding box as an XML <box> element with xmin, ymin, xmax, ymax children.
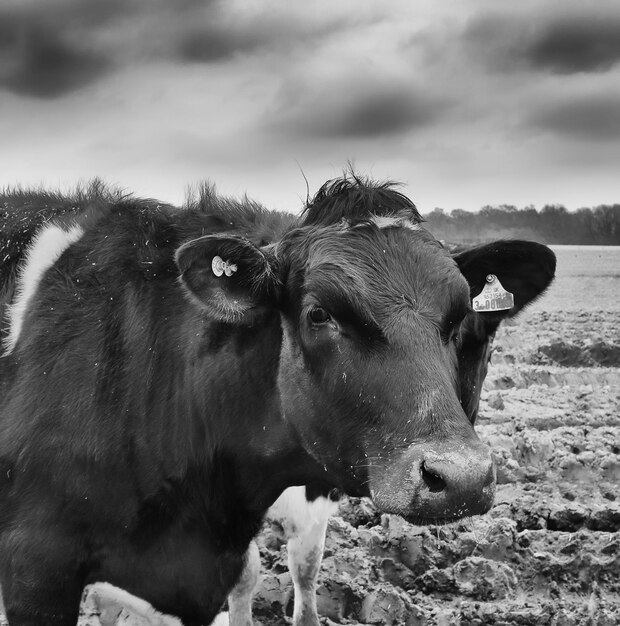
<box><xmin>227</xmin><ymin>540</ymin><xmax>260</xmax><ymax>626</ymax></box>
<box><xmin>269</xmin><ymin>488</ymin><xmax>338</xmax><ymax>626</ymax></box>
<box><xmin>287</xmin><ymin>515</ymin><xmax>330</xmax><ymax>626</ymax></box>
<box><xmin>228</xmin><ymin>487</ymin><xmax>339</xmax><ymax>626</ymax></box>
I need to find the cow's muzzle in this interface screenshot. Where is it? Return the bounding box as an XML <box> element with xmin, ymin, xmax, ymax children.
<box><xmin>368</xmin><ymin>438</ymin><xmax>496</xmax><ymax>523</ymax></box>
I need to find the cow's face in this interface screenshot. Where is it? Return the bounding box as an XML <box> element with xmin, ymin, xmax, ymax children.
<box><xmin>175</xmin><ymin>215</ymin><xmax>554</xmax><ymax>523</ymax></box>
<box><xmin>273</xmin><ymin>220</ymin><xmax>495</xmax><ymax>521</ymax></box>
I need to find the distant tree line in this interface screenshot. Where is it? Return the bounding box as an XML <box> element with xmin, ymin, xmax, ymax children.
<box><xmin>423</xmin><ymin>204</ymin><xmax>620</xmax><ymax>245</ymax></box>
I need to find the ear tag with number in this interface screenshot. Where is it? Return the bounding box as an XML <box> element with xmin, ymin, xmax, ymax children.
<box><xmin>472</xmin><ymin>274</ymin><xmax>514</xmax><ymax>312</ymax></box>
<box><xmin>212</xmin><ymin>256</ymin><xmax>238</xmax><ymax>277</ymax></box>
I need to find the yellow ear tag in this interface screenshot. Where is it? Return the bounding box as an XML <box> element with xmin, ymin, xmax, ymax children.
<box><xmin>472</xmin><ymin>274</ymin><xmax>514</xmax><ymax>312</ymax></box>
<box><xmin>212</xmin><ymin>256</ymin><xmax>238</xmax><ymax>277</ymax></box>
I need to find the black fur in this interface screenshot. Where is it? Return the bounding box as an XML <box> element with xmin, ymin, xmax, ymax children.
<box><xmin>301</xmin><ymin>173</ymin><xmax>422</xmax><ymax>226</ymax></box>
<box><xmin>0</xmin><ymin>178</ymin><xmax>555</xmax><ymax>625</ymax></box>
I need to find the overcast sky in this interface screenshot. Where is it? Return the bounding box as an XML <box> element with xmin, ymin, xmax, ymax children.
<box><xmin>1</xmin><ymin>0</ymin><xmax>619</xmax><ymax>214</ymax></box>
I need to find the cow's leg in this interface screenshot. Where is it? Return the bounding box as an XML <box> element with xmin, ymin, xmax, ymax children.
<box><xmin>287</xmin><ymin>514</ymin><xmax>329</xmax><ymax>626</ymax></box>
<box><xmin>227</xmin><ymin>540</ymin><xmax>260</xmax><ymax>626</ymax></box>
<box><xmin>0</xmin><ymin>528</ymin><xmax>84</xmax><ymax>626</ymax></box>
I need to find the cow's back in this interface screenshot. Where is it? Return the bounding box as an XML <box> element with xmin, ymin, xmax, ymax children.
<box><xmin>0</xmin><ymin>185</ymin><xmax>126</xmax><ymax>339</ymax></box>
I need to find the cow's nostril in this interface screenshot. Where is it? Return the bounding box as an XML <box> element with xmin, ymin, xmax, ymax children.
<box><xmin>421</xmin><ymin>461</ymin><xmax>446</xmax><ymax>493</ymax></box>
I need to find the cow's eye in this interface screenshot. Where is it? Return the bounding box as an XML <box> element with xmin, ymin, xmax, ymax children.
<box><xmin>442</xmin><ymin>308</ymin><xmax>468</xmax><ymax>346</ymax></box>
<box><xmin>308</xmin><ymin>307</ymin><xmax>331</xmax><ymax>325</ymax></box>
<box><xmin>442</xmin><ymin>321</ymin><xmax>463</xmax><ymax>346</ymax></box>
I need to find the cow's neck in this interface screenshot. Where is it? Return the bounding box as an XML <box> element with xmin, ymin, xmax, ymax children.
<box><xmin>161</xmin><ymin>311</ymin><xmax>325</xmax><ymax>519</ymax></box>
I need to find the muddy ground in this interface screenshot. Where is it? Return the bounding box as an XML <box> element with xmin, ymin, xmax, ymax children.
<box><xmin>249</xmin><ymin>309</ymin><xmax>620</xmax><ymax>625</ymax></box>
<box><xmin>2</xmin><ymin>309</ymin><xmax>618</xmax><ymax>626</ymax></box>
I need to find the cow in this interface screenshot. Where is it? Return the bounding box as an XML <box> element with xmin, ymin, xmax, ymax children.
<box><xmin>227</xmin><ymin>236</ymin><xmax>556</xmax><ymax>626</ymax></box>
<box><xmin>0</xmin><ymin>176</ymin><xmax>554</xmax><ymax>626</ymax></box>
<box><xmin>87</xmin><ymin>231</ymin><xmax>556</xmax><ymax>626</ymax></box>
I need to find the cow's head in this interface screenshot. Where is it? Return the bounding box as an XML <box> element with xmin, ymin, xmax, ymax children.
<box><xmin>175</xmin><ymin>177</ymin><xmax>555</xmax><ymax>523</ymax></box>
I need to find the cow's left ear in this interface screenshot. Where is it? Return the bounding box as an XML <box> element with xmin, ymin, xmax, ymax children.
<box><xmin>175</xmin><ymin>235</ymin><xmax>280</xmax><ymax>323</ymax></box>
<box><xmin>454</xmin><ymin>240</ymin><xmax>556</xmax><ymax>328</ymax></box>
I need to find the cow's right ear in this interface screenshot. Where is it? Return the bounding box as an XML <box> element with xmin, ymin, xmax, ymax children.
<box><xmin>175</xmin><ymin>235</ymin><xmax>280</xmax><ymax>323</ymax></box>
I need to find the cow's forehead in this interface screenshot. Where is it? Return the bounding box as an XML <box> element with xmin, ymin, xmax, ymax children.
<box><xmin>305</xmin><ymin>221</ymin><xmax>446</xmax><ymax>275</ymax></box>
<box><xmin>298</xmin><ymin>222</ymin><xmax>468</xmax><ymax>319</ymax></box>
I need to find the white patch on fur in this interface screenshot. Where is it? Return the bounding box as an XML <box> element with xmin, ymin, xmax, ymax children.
<box><xmin>269</xmin><ymin>488</ymin><xmax>336</xmax><ymax>625</ymax></box>
<box><xmin>3</xmin><ymin>222</ymin><xmax>84</xmax><ymax>355</ymax></box>
<box><xmin>288</xmin><ymin>520</ymin><xmax>327</xmax><ymax>625</ymax></box>
<box><xmin>227</xmin><ymin>540</ymin><xmax>260</xmax><ymax>626</ymax></box>
<box><xmin>211</xmin><ymin>612</ymin><xmax>230</xmax><ymax>626</ymax></box>
<box><xmin>86</xmin><ymin>582</ymin><xmax>182</xmax><ymax>626</ymax></box>
<box><xmin>211</xmin><ymin>611</ymin><xmax>230</xmax><ymax>626</ymax></box>
<box><xmin>371</xmin><ymin>215</ymin><xmax>421</xmax><ymax>230</ymax></box>
<box><xmin>267</xmin><ymin>486</ymin><xmax>339</xmax><ymax>536</ymax></box>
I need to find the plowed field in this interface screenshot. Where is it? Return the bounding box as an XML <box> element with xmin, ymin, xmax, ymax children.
<box><xmin>250</xmin><ymin>308</ymin><xmax>620</xmax><ymax>625</ymax></box>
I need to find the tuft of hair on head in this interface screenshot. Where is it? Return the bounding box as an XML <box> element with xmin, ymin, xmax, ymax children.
<box><xmin>301</xmin><ymin>171</ymin><xmax>422</xmax><ymax>227</ymax></box>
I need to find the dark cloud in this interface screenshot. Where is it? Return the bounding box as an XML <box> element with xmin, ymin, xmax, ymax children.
<box><xmin>0</xmin><ymin>1</ymin><xmax>121</xmax><ymax>98</ymax></box>
<box><xmin>322</xmin><ymin>91</ymin><xmax>440</xmax><ymax>138</ymax></box>
<box><xmin>178</xmin><ymin>26</ymin><xmax>264</xmax><ymax>63</ymax></box>
<box><xmin>0</xmin><ymin>27</ymin><xmax>111</xmax><ymax>98</ymax></box>
<box><xmin>525</xmin><ymin>16</ymin><xmax>620</xmax><ymax>74</ymax></box>
<box><xmin>0</xmin><ymin>0</ymin><xmax>231</xmax><ymax>97</ymax></box>
<box><xmin>175</xmin><ymin>12</ymin><xmax>354</xmax><ymax>64</ymax></box>
<box><xmin>528</xmin><ymin>96</ymin><xmax>620</xmax><ymax>140</ymax></box>
<box><xmin>274</xmin><ymin>82</ymin><xmax>447</xmax><ymax>140</ymax></box>
<box><xmin>464</xmin><ymin>10</ymin><xmax>620</xmax><ymax>75</ymax></box>
<box><xmin>0</xmin><ymin>0</ymin><xmax>136</xmax><ymax>42</ymax></box>
<box><xmin>0</xmin><ymin>0</ymin><xmax>353</xmax><ymax>97</ymax></box>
